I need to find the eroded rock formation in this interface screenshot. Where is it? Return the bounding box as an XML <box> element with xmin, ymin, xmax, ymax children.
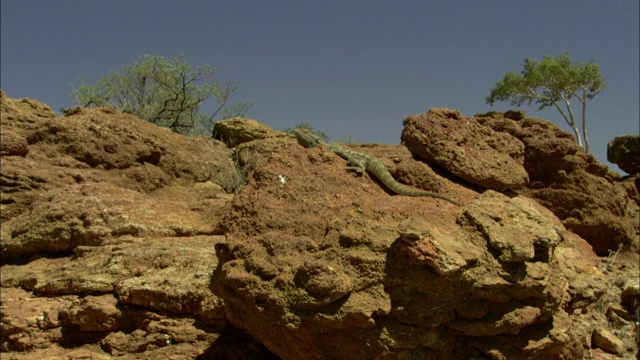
<box><xmin>608</xmin><ymin>135</ymin><xmax>639</xmax><ymax>175</ymax></box>
<box><xmin>475</xmin><ymin>111</ymin><xmax>638</xmax><ymax>255</ymax></box>
<box><xmin>1</xmin><ymin>91</ymin><xmax>638</xmax><ymax>359</ymax></box>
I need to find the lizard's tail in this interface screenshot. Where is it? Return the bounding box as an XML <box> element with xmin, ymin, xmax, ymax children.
<box><xmin>386</xmin><ymin>181</ymin><xmax>462</xmax><ymax>206</ymax></box>
<box><xmin>374</xmin><ymin>166</ymin><xmax>462</xmax><ymax>206</ymax></box>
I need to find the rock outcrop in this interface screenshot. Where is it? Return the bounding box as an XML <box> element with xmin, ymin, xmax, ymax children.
<box><xmin>402</xmin><ymin>108</ymin><xmax>530</xmax><ymax>191</ymax></box>
<box><xmin>212</xmin><ymin>129</ymin><xmax>637</xmax><ymax>359</ymax></box>
<box><xmin>476</xmin><ymin>111</ymin><xmax>639</xmax><ymax>256</ymax></box>
<box><xmin>212</xmin><ymin>117</ymin><xmax>284</xmax><ymax>147</ymax></box>
<box><xmin>1</xmin><ymin>92</ymin><xmax>638</xmax><ymax>359</ymax></box>
<box><xmin>0</xmin><ymin>91</ymin><xmax>276</xmax><ymax>358</ymax></box>
<box><xmin>608</xmin><ymin>134</ymin><xmax>639</xmax><ymax>175</ymax></box>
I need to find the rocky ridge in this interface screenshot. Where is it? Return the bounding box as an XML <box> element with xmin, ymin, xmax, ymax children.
<box><xmin>1</xmin><ymin>91</ymin><xmax>638</xmax><ymax>359</ymax></box>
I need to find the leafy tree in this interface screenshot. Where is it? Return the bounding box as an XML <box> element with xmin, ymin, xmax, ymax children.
<box><xmin>486</xmin><ymin>52</ymin><xmax>605</xmax><ymax>153</ymax></box>
<box><xmin>71</xmin><ymin>55</ymin><xmax>253</xmax><ymax>137</ymax></box>
<box><xmin>281</xmin><ymin>122</ymin><xmax>330</xmax><ymax>142</ymax></box>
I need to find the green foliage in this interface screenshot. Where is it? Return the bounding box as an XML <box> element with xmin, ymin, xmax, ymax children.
<box><xmin>281</xmin><ymin>122</ymin><xmax>331</xmax><ymax>142</ymax></box>
<box><xmin>216</xmin><ymin>147</ymin><xmax>257</xmax><ymax>194</ymax></box>
<box><xmin>486</xmin><ymin>52</ymin><xmax>605</xmax><ymax>153</ymax></box>
<box><xmin>71</xmin><ymin>55</ymin><xmax>253</xmax><ymax>137</ymax></box>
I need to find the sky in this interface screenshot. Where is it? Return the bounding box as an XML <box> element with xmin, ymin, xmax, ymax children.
<box><xmin>1</xmin><ymin>1</ymin><xmax>638</xmax><ymax>171</ymax></box>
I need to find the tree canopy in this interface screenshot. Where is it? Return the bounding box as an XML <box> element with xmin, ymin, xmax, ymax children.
<box><xmin>486</xmin><ymin>52</ymin><xmax>605</xmax><ymax>153</ymax></box>
<box><xmin>71</xmin><ymin>55</ymin><xmax>252</xmax><ymax>137</ymax></box>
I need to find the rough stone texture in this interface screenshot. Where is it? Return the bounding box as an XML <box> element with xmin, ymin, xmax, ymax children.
<box><xmin>2</xmin><ymin>92</ymin><xmax>638</xmax><ymax>359</ymax></box>
<box><xmin>504</xmin><ymin>109</ymin><xmax>526</xmax><ymax>120</ymax></box>
<box><xmin>620</xmin><ymin>278</ymin><xmax>640</xmax><ymax>320</ymax></box>
<box><xmin>592</xmin><ymin>328</ymin><xmax>626</xmax><ymax>355</ymax></box>
<box><xmin>212</xmin><ymin>117</ymin><xmax>285</xmax><ymax>147</ymax></box>
<box><xmin>212</xmin><ymin>128</ymin><xmax>638</xmax><ymax>359</ymax></box>
<box><xmin>617</xmin><ymin>173</ymin><xmax>640</xmax><ymax>205</ymax></box>
<box><xmin>402</xmin><ymin>108</ymin><xmax>529</xmax><ymax>191</ymax></box>
<box><xmin>476</xmin><ymin>109</ymin><xmax>526</xmax><ymax>121</ymax></box>
<box><xmin>477</xmin><ymin>113</ymin><xmax>639</xmax><ymax>255</ymax></box>
<box><xmin>0</xmin><ymin>89</ymin><xmax>57</xmax><ymax>120</ymax></box>
<box><xmin>1</xmin><ymin>182</ymin><xmax>227</xmax><ymax>261</ymax></box>
<box><xmin>1</xmin><ymin>128</ymin><xmax>30</xmax><ymax>156</ymax></box>
<box><xmin>475</xmin><ymin>110</ymin><xmax>505</xmax><ymax>119</ymax></box>
<box><xmin>608</xmin><ymin>134</ymin><xmax>640</xmax><ymax>175</ymax></box>
<box><xmin>0</xmin><ymin>92</ymin><xmax>277</xmax><ymax>359</ymax></box>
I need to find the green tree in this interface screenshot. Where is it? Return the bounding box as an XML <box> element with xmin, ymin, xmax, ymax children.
<box><xmin>485</xmin><ymin>52</ymin><xmax>605</xmax><ymax>153</ymax></box>
<box><xmin>71</xmin><ymin>55</ymin><xmax>253</xmax><ymax>136</ymax></box>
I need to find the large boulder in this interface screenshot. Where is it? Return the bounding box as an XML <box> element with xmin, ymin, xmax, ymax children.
<box><xmin>0</xmin><ymin>92</ymin><xmax>276</xmax><ymax>358</ymax></box>
<box><xmin>2</xmin><ymin>92</ymin><xmax>638</xmax><ymax>359</ymax></box>
<box><xmin>0</xmin><ymin>102</ymin><xmax>242</xmax><ymax>260</ymax></box>
<box><xmin>477</xmin><ymin>113</ymin><xmax>639</xmax><ymax>255</ymax></box>
<box><xmin>607</xmin><ymin>134</ymin><xmax>640</xmax><ymax>175</ymax></box>
<box><xmin>211</xmin><ymin>132</ymin><xmax>634</xmax><ymax>359</ymax></box>
<box><xmin>212</xmin><ymin>117</ymin><xmax>284</xmax><ymax>147</ymax></box>
<box><xmin>402</xmin><ymin>108</ymin><xmax>529</xmax><ymax>191</ymax></box>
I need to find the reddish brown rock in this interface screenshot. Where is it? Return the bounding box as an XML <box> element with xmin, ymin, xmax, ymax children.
<box><xmin>402</xmin><ymin>108</ymin><xmax>529</xmax><ymax>191</ymax></box>
<box><xmin>477</xmin><ymin>114</ymin><xmax>639</xmax><ymax>255</ymax></box>
<box><xmin>212</xmin><ymin>117</ymin><xmax>285</xmax><ymax>147</ymax></box>
<box><xmin>211</xmin><ymin>127</ymin><xmax>627</xmax><ymax>359</ymax></box>
<box><xmin>607</xmin><ymin>134</ymin><xmax>640</xmax><ymax>175</ymax></box>
<box><xmin>504</xmin><ymin>109</ymin><xmax>526</xmax><ymax>120</ymax></box>
<box><xmin>0</xmin><ymin>92</ymin><xmax>275</xmax><ymax>359</ymax></box>
<box><xmin>592</xmin><ymin>328</ymin><xmax>625</xmax><ymax>355</ymax></box>
<box><xmin>0</xmin><ymin>94</ymin><xmax>241</xmax><ymax>261</ymax></box>
<box><xmin>0</xmin><ymin>128</ymin><xmax>29</xmax><ymax>156</ymax></box>
<box><xmin>67</xmin><ymin>295</ymin><xmax>123</xmax><ymax>331</ymax></box>
<box><xmin>2</xmin><ymin>92</ymin><xmax>638</xmax><ymax>359</ymax></box>
<box><xmin>1</xmin><ymin>89</ymin><xmax>56</xmax><ymax>121</ymax></box>
<box><xmin>1</xmin><ymin>182</ymin><xmax>227</xmax><ymax>261</ymax></box>
<box><xmin>1</xmin><ymin>287</ymin><xmax>77</xmax><ymax>352</ymax></box>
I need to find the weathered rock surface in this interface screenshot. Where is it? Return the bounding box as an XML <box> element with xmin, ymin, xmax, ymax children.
<box><xmin>402</xmin><ymin>108</ymin><xmax>530</xmax><ymax>191</ymax></box>
<box><xmin>213</xmin><ymin>129</ymin><xmax>638</xmax><ymax>358</ymax></box>
<box><xmin>0</xmin><ymin>128</ymin><xmax>30</xmax><ymax>156</ymax></box>
<box><xmin>212</xmin><ymin>117</ymin><xmax>285</xmax><ymax>147</ymax></box>
<box><xmin>608</xmin><ymin>134</ymin><xmax>640</xmax><ymax>175</ymax></box>
<box><xmin>476</xmin><ymin>112</ymin><xmax>639</xmax><ymax>255</ymax></box>
<box><xmin>2</xmin><ymin>92</ymin><xmax>638</xmax><ymax>359</ymax></box>
<box><xmin>1</xmin><ymin>91</ymin><xmax>276</xmax><ymax>359</ymax></box>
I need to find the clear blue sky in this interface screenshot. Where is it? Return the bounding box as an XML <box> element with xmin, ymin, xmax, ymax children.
<box><xmin>2</xmin><ymin>1</ymin><xmax>638</xmax><ymax>171</ymax></box>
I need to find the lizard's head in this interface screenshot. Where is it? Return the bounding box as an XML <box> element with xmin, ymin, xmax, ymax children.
<box><xmin>292</xmin><ymin>129</ymin><xmax>320</xmax><ymax>148</ymax></box>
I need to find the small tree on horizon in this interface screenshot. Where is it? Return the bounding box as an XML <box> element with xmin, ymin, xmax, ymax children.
<box><xmin>71</xmin><ymin>55</ymin><xmax>252</xmax><ymax>137</ymax></box>
<box><xmin>485</xmin><ymin>52</ymin><xmax>605</xmax><ymax>153</ymax></box>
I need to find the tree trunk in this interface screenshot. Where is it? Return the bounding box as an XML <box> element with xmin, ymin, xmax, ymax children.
<box><xmin>555</xmin><ymin>98</ymin><xmax>583</xmax><ymax>149</ymax></box>
<box><xmin>581</xmin><ymin>93</ymin><xmax>590</xmax><ymax>154</ymax></box>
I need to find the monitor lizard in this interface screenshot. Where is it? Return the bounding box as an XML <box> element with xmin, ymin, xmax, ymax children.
<box><xmin>292</xmin><ymin>129</ymin><xmax>461</xmax><ymax>206</ymax></box>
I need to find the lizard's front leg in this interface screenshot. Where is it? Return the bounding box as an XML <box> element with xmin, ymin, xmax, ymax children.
<box><xmin>345</xmin><ymin>159</ymin><xmax>366</xmax><ymax>174</ymax></box>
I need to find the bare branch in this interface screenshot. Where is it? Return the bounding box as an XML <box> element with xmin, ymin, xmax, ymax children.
<box><xmin>485</xmin><ymin>52</ymin><xmax>604</xmax><ymax>153</ymax></box>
